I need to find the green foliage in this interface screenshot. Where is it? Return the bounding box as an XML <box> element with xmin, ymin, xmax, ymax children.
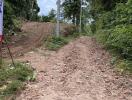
<box><xmin>4</xmin><ymin>0</ymin><xmax>40</xmax><ymax>34</ymax></box>
<box><xmin>127</xmin><ymin>0</ymin><xmax>132</xmax><ymax>4</ymax></box>
<box><xmin>40</xmin><ymin>9</ymin><xmax>56</xmax><ymax>22</ymax></box>
<box><xmin>4</xmin><ymin>1</ymin><xmax>15</xmax><ymax>33</ymax></box>
<box><xmin>107</xmin><ymin>25</ymin><xmax>132</xmax><ymax>59</ymax></box>
<box><xmin>62</xmin><ymin>0</ymin><xmax>82</xmax><ymax>25</ymax></box>
<box><xmin>95</xmin><ymin>30</ymin><xmax>111</xmax><ymax>43</ymax></box>
<box><xmin>41</xmin><ymin>16</ymin><xmax>51</xmax><ymax>22</ymax></box>
<box><xmin>117</xmin><ymin>60</ymin><xmax>132</xmax><ymax>74</ymax></box>
<box><xmin>0</xmin><ymin>63</ymin><xmax>34</xmax><ymax>99</ymax></box>
<box><xmin>48</xmin><ymin>9</ymin><xmax>56</xmax><ymax>20</ymax></box>
<box><xmin>94</xmin><ymin>3</ymin><xmax>132</xmax><ymax>60</ymax></box>
<box><xmin>45</xmin><ymin>35</ymin><xmax>68</xmax><ymax>50</ymax></box>
<box><xmin>45</xmin><ymin>28</ymin><xmax>82</xmax><ymax>51</ymax></box>
<box><xmin>89</xmin><ymin>0</ymin><xmax>132</xmax><ymax>73</ymax></box>
<box><xmin>83</xmin><ymin>25</ymin><xmax>93</xmax><ymax>35</ymax></box>
<box><xmin>2</xmin><ymin>80</ymin><xmax>22</xmax><ymax>95</ymax></box>
<box><xmin>70</xmin><ymin>32</ymin><xmax>81</xmax><ymax>38</ymax></box>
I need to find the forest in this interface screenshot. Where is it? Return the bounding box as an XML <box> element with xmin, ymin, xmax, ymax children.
<box><xmin>4</xmin><ymin>0</ymin><xmax>40</xmax><ymax>33</ymax></box>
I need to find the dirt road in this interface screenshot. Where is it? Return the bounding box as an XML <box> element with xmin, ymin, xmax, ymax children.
<box><xmin>16</xmin><ymin>37</ymin><xmax>132</xmax><ymax>100</ymax></box>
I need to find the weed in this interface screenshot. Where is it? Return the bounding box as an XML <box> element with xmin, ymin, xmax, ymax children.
<box><xmin>117</xmin><ymin>60</ymin><xmax>132</xmax><ymax>74</ymax></box>
<box><xmin>0</xmin><ymin>62</ymin><xmax>34</xmax><ymax>100</ymax></box>
<box><xmin>45</xmin><ymin>35</ymin><xmax>69</xmax><ymax>50</ymax></box>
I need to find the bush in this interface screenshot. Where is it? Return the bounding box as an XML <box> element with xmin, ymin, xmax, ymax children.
<box><xmin>45</xmin><ymin>35</ymin><xmax>68</xmax><ymax>50</ymax></box>
<box><xmin>62</xmin><ymin>25</ymin><xmax>77</xmax><ymax>36</ymax></box>
<box><xmin>99</xmin><ymin>3</ymin><xmax>132</xmax><ymax>60</ymax></box>
<box><xmin>107</xmin><ymin>25</ymin><xmax>132</xmax><ymax>59</ymax></box>
<box><xmin>83</xmin><ymin>25</ymin><xmax>93</xmax><ymax>36</ymax></box>
<box><xmin>3</xmin><ymin>80</ymin><xmax>22</xmax><ymax>95</ymax></box>
<box><xmin>95</xmin><ymin>29</ymin><xmax>111</xmax><ymax>44</ymax></box>
<box><xmin>91</xmin><ymin>2</ymin><xmax>132</xmax><ymax>73</ymax></box>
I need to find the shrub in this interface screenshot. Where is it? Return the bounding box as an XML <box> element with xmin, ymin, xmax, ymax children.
<box><xmin>2</xmin><ymin>80</ymin><xmax>22</xmax><ymax>95</ymax></box>
<box><xmin>117</xmin><ymin>60</ymin><xmax>132</xmax><ymax>74</ymax></box>
<box><xmin>107</xmin><ymin>25</ymin><xmax>132</xmax><ymax>59</ymax></box>
<box><xmin>91</xmin><ymin>2</ymin><xmax>132</xmax><ymax>73</ymax></box>
<box><xmin>45</xmin><ymin>35</ymin><xmax>68</xmax><ymax>50</ymax></box>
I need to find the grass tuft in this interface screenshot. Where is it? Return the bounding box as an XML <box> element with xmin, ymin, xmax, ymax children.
<box><xmin>0</xmin><ymin>62</ymin><xmax>34</xmax><ymax>100</ymax></box>
<box><xmin>116</xmin><ymin>60</ymin><xmax>132</xmax><ymax>74</ymax></box>
<box><xmin>45</xmin><ymin>35</ymin><xmax>69</xmax><ymax>50</ymax></box>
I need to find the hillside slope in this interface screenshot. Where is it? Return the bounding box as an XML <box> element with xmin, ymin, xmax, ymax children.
<box><xmin>2</xmin><ymin>22</ymin><xmax>54</xmax><ymax>57</ymax></box>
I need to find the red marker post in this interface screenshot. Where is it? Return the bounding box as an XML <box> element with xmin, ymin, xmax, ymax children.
<box><xmin>0</xmin><ymin>0</ymin><xmax>3</xmax><ymax>67</ymax></box>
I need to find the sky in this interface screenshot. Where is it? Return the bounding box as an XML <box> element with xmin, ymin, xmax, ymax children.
<box><xmin>37</xmin><ymin>0</ymin><xmax>57</xmax><ymax>16</ymax></box>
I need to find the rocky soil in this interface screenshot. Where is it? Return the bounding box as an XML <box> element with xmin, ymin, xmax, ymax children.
<box><xmin>16</xmin><ymin>37</ymin><xmax>132</xmax><ymax>100</ymax></box>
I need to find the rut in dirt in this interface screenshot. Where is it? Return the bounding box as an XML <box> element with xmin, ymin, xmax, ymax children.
<box><xmin>17</xmin><ymin>37</ymin><xmax>132</xmax><ymax>100</ymax></box>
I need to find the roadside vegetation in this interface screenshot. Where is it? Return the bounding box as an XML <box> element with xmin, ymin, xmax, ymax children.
<box><xmin>4</xmin><ymin>0</ymin><xmax>39</xmax><ymax>35</ymax></box>
<box><xmin>44</xmin><ymin>25</ymin><xmax>80</xmax><ymax>50</ymax></box>
<box><xmin>0</xmin><ymin>62</ymin><xmax>34</xmax><ymax>100</ymax></box>
<box><xmin>60</xmin><ymin>0</ymin><xmax>132</xmax><ymax>74</ymax></box>
<box><xmin>88</xmin><ymin>0</ymin><xmax>132</xmax><ymax>74</ymax></box>
<box><xmin>45</xmin><ymin>35</ymin><xmax>69</xmax><ymax>51</ymax></box>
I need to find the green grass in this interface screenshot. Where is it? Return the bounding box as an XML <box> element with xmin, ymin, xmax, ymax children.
<box><xmin>0</xmin><ymin>62</ymin><xmax>34</xmax><ymax>100</ymax></box>
<box><xmin>45</xmin><ymin>35</ymin><xmax>69</xmax><ymax>50</ymax></box>
<box><xmin>116</xmin><ymin>59</ymin><xmax>132</xmax><ymax>75</ymax></box>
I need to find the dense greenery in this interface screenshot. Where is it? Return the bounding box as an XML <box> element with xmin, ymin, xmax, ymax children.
<box><xmin>88</xmin><ymin>0</ymin><xmax>132</xmax><ymax>73</ymax></box>
<box><xmin>4</xmin><ymin>0</ymin><xmax>40</xmax><ymax>34</ymax></box>
<box><xmin>41</xmin><ymin>9</ymin><xmax>56</xmax><ymax>22</ymax></box>
<box><xmin>62</xmin><ymin>0</ymin><xmax>89</xmax><ymax>28</ymax></box>
<box><xmin>62</xmin><ymin>0</ymin><xmax>81</xmax><ymax>25</ymax></box>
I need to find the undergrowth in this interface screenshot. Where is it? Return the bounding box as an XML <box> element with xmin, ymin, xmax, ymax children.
<box><xmin>89</xmin><ymin>2</ymin><xmax>132</xmax><ymax>74</ymax></box>
<box><xmin>0</xmin><ymin>62</ymin><xmax>34</xmax><ymax>100</ymax></box>
<box><xmin>45</xmin><ymin>33</ymin><xmax>81</xmax><ymax>51</ymax></box>
<box><xmin>45</xmin><ymin>36</ymin><xmax>68</xmax><ymax>50</ymax></box>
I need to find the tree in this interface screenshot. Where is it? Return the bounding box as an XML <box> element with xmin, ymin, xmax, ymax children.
<box><xmin>48</xmin><ymin>9</ymin><xmax>56</xmax><ymax>20</ymax></box>
<box><xmin>4</xmin><ymin>0</ymin><xmax>40</xmax><ymax>33</ymax></box>
<box><xmin>62</xmin><ymin>0</ymin><xmax>81</xmax><ymax>25</ymax></box>
<box><xmin>7</xmin><ymin>0</ymin><xmax>40</xmax><ymax>20</ymax></box>
<box><xmin>41</xmin><ymin>9</ymin><xmax>56</xmax><ymax>22</ymax></box>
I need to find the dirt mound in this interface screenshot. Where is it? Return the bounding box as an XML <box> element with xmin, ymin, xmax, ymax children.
<box><xmin>2</xmin><ymin>22</ymin><xmax>55</xmax><ymax>58</ymax></box>
<box><xmin>16</xmin><ymin>37</ymin><xmax>132</xmax><ymax>100</ymax></box>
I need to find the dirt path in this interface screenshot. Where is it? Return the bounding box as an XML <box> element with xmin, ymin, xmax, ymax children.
<box><xmin>16</xmin><ymin>37</ymin><xmax>132</xmax><ymax>100</ymax></box>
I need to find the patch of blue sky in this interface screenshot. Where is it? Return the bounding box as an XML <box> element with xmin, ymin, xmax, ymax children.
<box><xmin>37</xmin><ymin>0</ymin><xmax>57</xmax><ymax>16</ymax></box>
